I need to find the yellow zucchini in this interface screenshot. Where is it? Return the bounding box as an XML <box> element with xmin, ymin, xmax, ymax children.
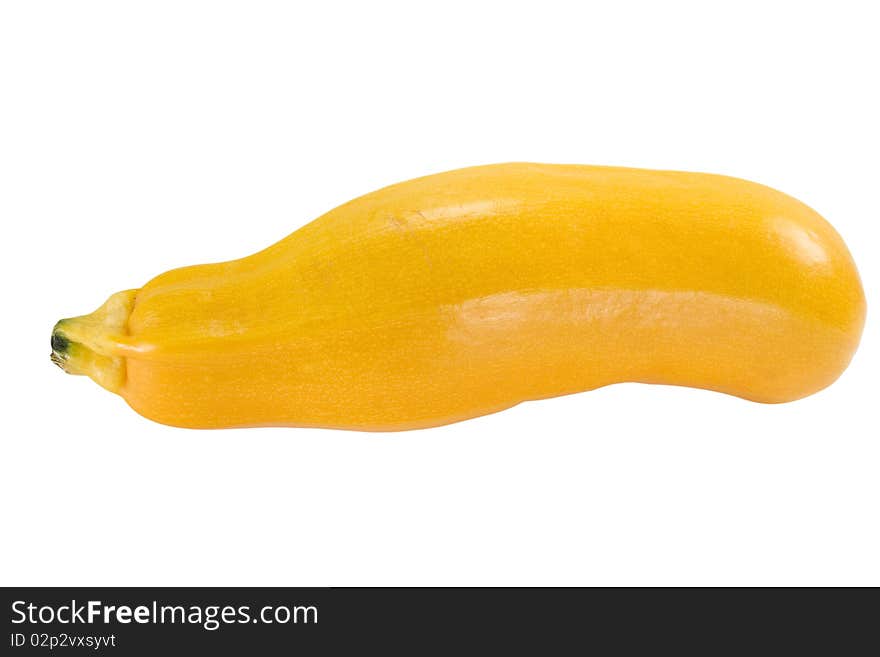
<box><xmin>51</xmin><ymin>163</ymin><xmax>866</xmax><ymax>430</ymax></box>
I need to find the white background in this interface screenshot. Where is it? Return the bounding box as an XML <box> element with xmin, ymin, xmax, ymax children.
<box><xmin>1</xmin><ymin>1</ymin><xmax>877</xmax><ymax>586</ymax></box>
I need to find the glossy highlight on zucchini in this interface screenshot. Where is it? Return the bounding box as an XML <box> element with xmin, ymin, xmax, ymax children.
<box><xmin>51</xmin><ymin>163</ymin><xmax>866</xmax><ymax>431</ymax></box>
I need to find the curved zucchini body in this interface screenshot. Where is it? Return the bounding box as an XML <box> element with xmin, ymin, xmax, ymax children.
<box><xmin>52</xmin><ymin>163</ymin><xmax>866</xmax><ymax>430</ymax></box>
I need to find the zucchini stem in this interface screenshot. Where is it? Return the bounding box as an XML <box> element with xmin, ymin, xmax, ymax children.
<box><xmin>51</xmin><ymin>289</ymin><xmax>138</xmax><ymax>394</ymax></box>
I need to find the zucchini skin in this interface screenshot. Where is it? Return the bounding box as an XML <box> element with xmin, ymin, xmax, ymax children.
<box><xmin>54</xmin><ymin>163</ymin><xmax>866</xmax><ymax>430</ymax></box>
